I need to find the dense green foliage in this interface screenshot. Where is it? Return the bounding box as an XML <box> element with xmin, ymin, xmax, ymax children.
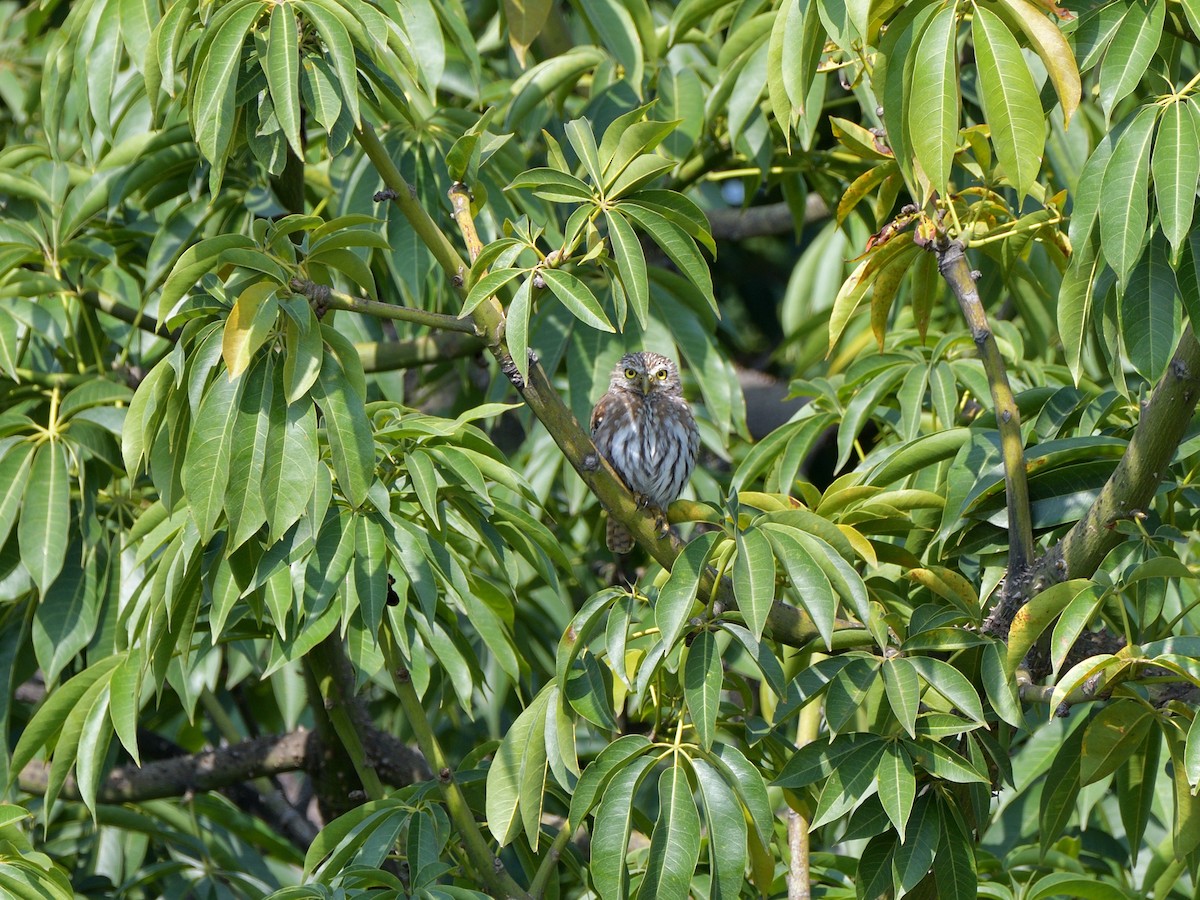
<box><xmin>3</xmin><ymin>0</ymin><xmax>1200</xmax><ymax>897</ymax></box>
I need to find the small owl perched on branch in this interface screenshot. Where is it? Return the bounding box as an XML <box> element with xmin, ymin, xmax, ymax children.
<box><xmin>590</xmin><ymin>351</ymin><xmax>700</xmax><ymax>553</ymax></box>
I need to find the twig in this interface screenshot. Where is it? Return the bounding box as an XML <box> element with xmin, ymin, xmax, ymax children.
<box><xmin>289</xmin><ymin>279</ymin><xmax>476</xmax><ymax>334</ymax></box>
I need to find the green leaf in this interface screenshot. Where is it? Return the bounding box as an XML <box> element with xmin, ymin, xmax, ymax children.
<box><xmin>486</xmin><ymin>684</ymin><xmax>552</xmax><ymax>848</ymax></box>
<box><xmin>908</xmin><ymin>737</ymin><xmax>989</xmax><ymax>784</ymax></box>
<box><xmin>181</xmin><ymin>369</ymin><xmax>243</xmax><ymax>540</ymax></box>
<box><xmin>1048</xmin><ymin>582</ymin><xmax>1104</xmax><ymax>675</ymax></box>
<box><xmin>32</xmin><ymin>545</ymin><xmax>98</xmax><ymax>686</ymax></box>
<box><xmin>692</xmin><ymin>757</ymin><xmax>748</xmax><ymax>898</ymax></box>
<box><xmin>615</xmin><ymin>202</ymin><xmax>716</xmax><ymax>315</ymax></box>
<box><xmin>972</xmin><ymin>5</ymin><xmax>1044</xmax><ymax>201</ymax></box>
<box><xmin>1006</xmin><ymin>578</ymin><xmax>1095</xmax><ymax>673</ymax></box>
<box><xmin>733</xmin><ymin>526</ymin><xmax>774</xmax><ymax>641</ymax></box>
<box><xmin>993</xmin><ymin>0</ymin><xmax>1080</xmax><ymax>126</ymax></box>
<box><xmin>591</xmin><ymin>754</ymin><xmax>656</xmax><ymax>900</ymax></box>
<box><xmin>762</xmin><ymin>526</ymin><xmax>836</xmax><ymax>648</ymax></box>
<box><xmin>935</xmin><ymin>808</ymin><xmax>978</xmax><ymax>899</ymax></box>
<box><xmin>640</xmin><ymin>762</ymin><xmax>703</xmax><ymax>900</ymax></box>
<box><xmin>503</xmin><ymin>0</ymin><xmax>552</xmax><ymax>65</ymax></box>
<box><xmin>463</xmin><ymin>267</ymin><xmax>523</xmax><ymax>317</ymax></box>
<box><xmin>604</xmin><ymin>210</ymin><xmax>649</xmax><ymax>329</ymax></box>
<box><xmin>266</xmin><ymin>2</ymin><xmax>302</xmax><ymax>154</ymax></box>
<box><xmin>711</xmin><ymin>743</ymin><xmax>775</xmax><ymax>845</ymax></box>
<box><xmin>0</xmin><ymin>443</ymin><xmax>34</xmax><ymax>551</ymax></box>
<box><xmin>909</xmin><ymin>3</ymin><xmax>959</xmax><ymax>195</ymax></box>
<box><xmin>1099</xmin><ymin>104</ymin><xmax>1157</xmax><ymax>287</ymax></box>
<box><xmin>19</xmin><ymin>440</ymin><xmax>70</xmax><ymax>596</ymax></box>
<box><xmin>353</xmin><ymin>514</ymin><xmax>387</xmax><ymax>637</ymax></box>
<box><xmin>1152</xmin><ymin>99</ymin><xmax>1200</xmax><ymax>258</ymax></box>
<box><xmin>684</xmin><ymin>630</ymin><xmax>722</xmax><ymax>750</ymax></box>
<box><xmin>311</xmin><ymin>351</ymin><xmax>375</xmax><ymax>508</ymax></box>
<box><xmin>108</xmin><ymin>650</ymin><xmax>143</xmax><ymax>767</ymax></box>
<box><xmin>507</xmin><ymin>167</ymin><xmax>595</xmax><ymax>203</ymax></box>
<box><xmin>506</xmin><ymin>47</ymin><xmax>607</xmax><ymax>128</ymax></box>
<box><xmin>894</xmin><ymin>796</ymin><xmax>941</xmax><ymax>892</ymax></box>
<box><xmin>10</xmin><ymin>655</ymin><xmax>122</xmax><ymax>777</ymax></box>
<box><xmin>539</xmin><ymin>268</ymin><xmax>614</xmax><ymax>332</ymax></box>
<box><xmin>981</xmin><ymin>640</ymin><xmax>1024</xmax><ymax>728</ymax></box>
<box><xmin>506</xmin><ymin>276</ymin><xmax>533</xmax><ymax>388</ymax></box>
<box><xmin>262</xmin><ymin>387</ymin><xmax>319</xmax><ymax>542</ymax></box>
<box><xmin>882</xmin><ymin>656</ymin><xmax>920</xmax><ymax>738</ymax></box>
<box><xmin>877</xmin><ymin>743</ymin><xmax>916</xmax><ymax>838</ymax></box>
<box><xmin>565</xmin><ymin>651</ymin><xmax>618</xmax><ymax>731</ymax></box>
<box><xmin>907</xmin><ymin>656</ymin><xmax>985</xmax><ymax>723</ymax></box>
<box><xmin>1039</xmin><ymin>722</ymin><xmax>1084</xmax><ymax>852</ymax></box>
<box><xmin>1098</xmin><ymin>0</ymin><xmax>1164</xmax><ymax>119</ymax></box>
<box><xmin>1120</xmin><ymin>233</ymin><xmax>1180</xmax><ymax>383</ymax></box>
<box><xmin>158</xmin><ymin>234</ymin><xmax>257</xmax><ymax>320</ymax></box>
<box><xmin>1081</xmin><ymin>700</ymin><xmax>1155</xmax><ymax>785</ymax></box>
<box><xmin>565</xmin><ymin>118</ymin><xmax>604</xmax><ymax>185</ymax></box>
<box><xmin>656</xmin><ymin>532</ymin><xmax>720</xmax><ymax>654</ymax></box>
<box><xmin>192</xmin><ymin>3</ymin><xmax>261</xmax><ymax>182</ymax></box>
<box><xmin>568</xmin><ymin>734</ymin><xmax>652</xmax><ymax>827</ymax></box>
<box><xmin>224</xmin><ymin>357</ymin><xmax>273</xmax><ymax>548</ymax></box>
<box><xmin>296</xmin><ymin>0</ymin><xmax>359</xmax><ymax>127</ymax></box>
<box><xmin>1118</xmin><ymin>724</ymin><xmax>1160</xmax><ymax>863</ymax></box>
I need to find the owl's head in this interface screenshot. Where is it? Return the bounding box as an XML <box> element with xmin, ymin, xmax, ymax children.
<box><xmin>609</xmin><ymin>351</ymin><xmax>682</xmax><ymax>396</ymax></box>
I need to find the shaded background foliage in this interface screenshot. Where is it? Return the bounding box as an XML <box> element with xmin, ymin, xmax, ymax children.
<box><xmin>2</xmin><ymin>0</ymin><xmax>1200</xmax><ymax>898</ymax></box>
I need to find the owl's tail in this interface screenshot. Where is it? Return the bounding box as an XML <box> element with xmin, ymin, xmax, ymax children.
<box><xmin>606</xmin><ymin>516</ymin><xmax>635</xmax><ymax>554</ymax></box>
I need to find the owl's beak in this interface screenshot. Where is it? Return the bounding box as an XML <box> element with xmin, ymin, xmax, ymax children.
<box><xmin>639</xmin><ymin>373</ymin><xmax>651</xmax><ymax>394</ymax></box>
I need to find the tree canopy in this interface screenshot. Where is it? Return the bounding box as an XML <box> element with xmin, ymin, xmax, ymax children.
<box><xmin>3</xmin><ymin>0</ymin><xmax>1200</xmax><ymax>897</ymax></box>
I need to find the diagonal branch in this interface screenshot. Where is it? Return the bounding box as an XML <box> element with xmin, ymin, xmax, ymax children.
<box><xmin>1036</xmin><ymin>327</ymin><xmax>1200</xmax><ymax>585</ymax></box>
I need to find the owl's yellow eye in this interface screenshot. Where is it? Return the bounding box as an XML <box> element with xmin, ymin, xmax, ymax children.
<box><xmin>624</xmin><ymin>368</ymin><xmax>638</xmax><ymax>379</ymax></box>
<box><xmin>655</xmin><ymin>369</ymin><xmax>668</xmax><ymax>380</ymax></box>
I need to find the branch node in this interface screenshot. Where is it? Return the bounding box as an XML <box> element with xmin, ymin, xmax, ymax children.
<box><xmin>1054</xmin><ymin>702</ymin><xmax>1071</xmax><ymax>718</ymax></box>
<box><xmin>438</xmin><ymin>767</ymin><xmax>452</xmax><ymax>783</ymax></box>
<box><xmin>582</xmin><ymin>452</ymin><xmax>600</xmax><ymax>472</ymax></box>
<box><xmin>500</xmin><ymin>355</ymin><xmax>525</xmax><ymax>390</ymax></box>
<box><xmin>396</xmin><ymin>668</ymin><xmax>411</xmax><ymax>684</ymax></box>
<box><xmin>373</xmin><ymin>188</ymin><xmax>398</xmax><ymax>202</ymax></box>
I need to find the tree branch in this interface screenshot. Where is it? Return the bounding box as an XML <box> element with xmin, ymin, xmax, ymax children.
<box><xmin>356</xmin><ymin>335</ymin><xmax>483</xmax><ymax>372</ymax></box>
<box><xmin>705</xmin><ymin>196</ymin><xmax>828</xmax><ymax>241</ymax></box>
<box><xmin>290</xmin><ymin>279</ymin><xmax>476</xmax><ymax>334</ymax></box>
<box><xmin>16</xmin><ymin>726</ymin><xmax>428</xmax><ymax>805</ymax></box>
<box><xmin>1051</xmin><ymin>326</ymin><xmax>1200</xmax><ymax>581</ymax></box>
<box><xmin>932</xmin><ymin>238</ymin><xmax>1035</xmax><ymax>639</ymax></box>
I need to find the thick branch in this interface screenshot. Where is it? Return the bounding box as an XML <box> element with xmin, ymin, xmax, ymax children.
<box><xmin>936</xmin><ymin>238</ymin><xmax>1034</xmax><ymax>582</ymax></box>
<box><xmin>17</xmin><ymin>727</ymin><xmax>428</xmax><ymax>804</ymax></box>
<box><xmin>1050</xmin><ymin>327</ymin><xmax>1200</xmax><ymax>581</ymax></box>
<box><xmin>78</xmin><ymin>290</ymin><xmax>173</xmax><ymax>340</ymax></box>
<box><xmin>705</xmin><ymin>196</ymin><xmax>827</xmax><ymax>241</ymax></box>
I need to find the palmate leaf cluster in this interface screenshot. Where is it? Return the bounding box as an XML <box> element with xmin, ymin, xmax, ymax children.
<box><xmin>1</xmin><ymin>0</ymin><xmax>1200</xmax><ymax>898</ymax></box>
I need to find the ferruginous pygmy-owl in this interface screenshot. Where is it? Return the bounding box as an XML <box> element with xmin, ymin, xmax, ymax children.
<box><xmin>590</xmin><ymin>351</ymin><xmax>700</xmax><ymax>553</ymax></box>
